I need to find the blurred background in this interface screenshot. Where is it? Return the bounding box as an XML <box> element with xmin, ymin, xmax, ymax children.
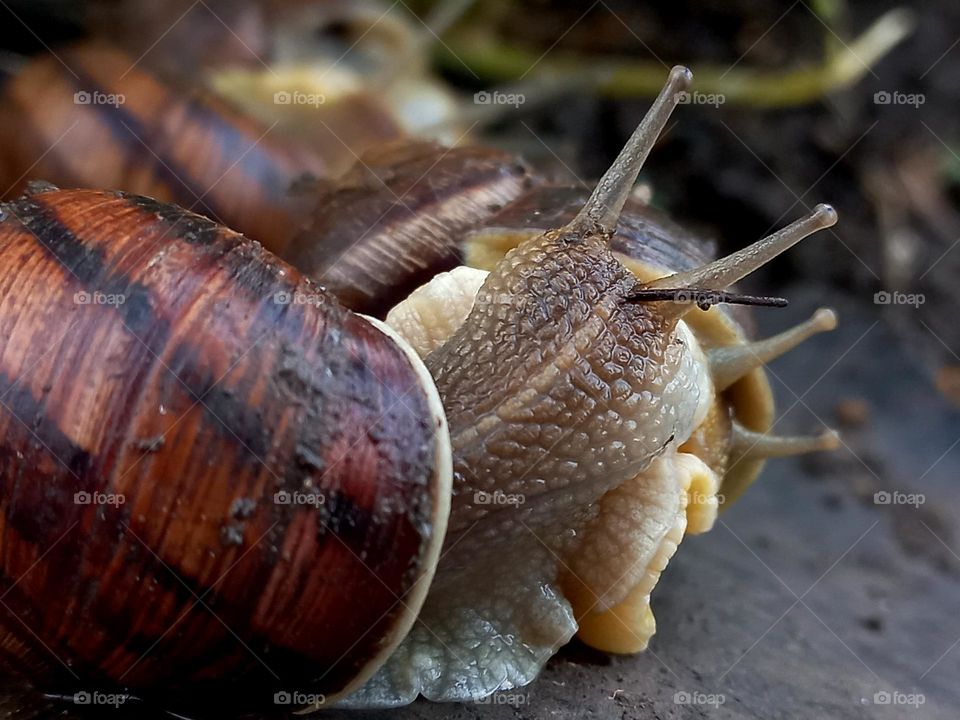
<box><xmin>0</xmin><ymin>1</ymin><xmax>957</xmax><ymax>718</ymax></box>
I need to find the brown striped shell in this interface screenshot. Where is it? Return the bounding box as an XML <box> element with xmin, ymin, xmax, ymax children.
<box><xmin>282</xmin><ymin>141</ymin><xmax>539</xmax><ymax>314</ymax></box>
<box><xmin>0</xmin><ymin>34</ymin><xmax>462</xmax><ymax>259</ymax></box>
<box><xmin>0</xmin><ymin>185</ymin><xmax>450</xmax><ymax>715</ymax></box>
<box><xmin>0</xmin><ymin>42</ymin><xmax>415</xmax><ymax>257</ymax></box>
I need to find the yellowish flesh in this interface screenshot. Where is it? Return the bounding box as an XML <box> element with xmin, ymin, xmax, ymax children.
<box><xmin>576</xmin><ymin>592</ymin><xmax>657</xmax><ymax>654</ymax></box>
<box><xmin>561</xmin><ymin>452</ymin><xmax>719</xmax><ymax>654</ymax></box>
<box><xmin>385</xmin><ymin>266</ymin><xmax>488</xmax><ymax>355</ymax></box>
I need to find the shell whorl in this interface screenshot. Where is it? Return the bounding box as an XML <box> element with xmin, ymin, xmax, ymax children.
<box><xmin>0</xmin><ymin>187</ymin><xmax>449</xmax><ymax>714</ymax></box>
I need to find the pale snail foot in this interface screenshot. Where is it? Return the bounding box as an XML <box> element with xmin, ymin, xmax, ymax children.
<box><xmin>335</xmin><ymin>525</ymin><xmax>578</xmax><ymax>707</ymax></box>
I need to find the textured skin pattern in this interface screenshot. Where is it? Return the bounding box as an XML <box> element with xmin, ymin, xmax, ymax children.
<box><xmin>345</xmin><ymin>228</ymin><xmax>705</xmax><ymax>706</ymax></box>
<box><xmin>0</xmin><ymin>189</ymin><xmax>442</xmax><ymax>715</ymax></box>
<box><xmin>430</xmin><ymin>230</ymin><xmax>701</xmax><ymax>534</ymax></box>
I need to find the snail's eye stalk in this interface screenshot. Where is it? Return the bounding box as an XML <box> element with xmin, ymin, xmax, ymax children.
<box><xmin>565</xmin><ymin>65</ymin><xmax>693</xmax><ymax>238</ymax></box>
<box><xmin>626</xmin><ymin>287</ymin><xmax>789</xmax><ymax>310</ymax></box>
<box><xmin>649</xmin><ymin>204</ymin><xmax>837</xmax><ymax>291</ymax></box>
<box><xmin>641</xmin><ymin>204</ymin><xmax>837</xmax><ymax>322</ymax></box>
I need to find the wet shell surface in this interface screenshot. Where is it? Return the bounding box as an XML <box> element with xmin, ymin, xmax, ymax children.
<box><xmin>0</xmin><ymin>43</ymin><xmax>326</xmax><ymax>255</ymax></box>
<box><xmin>0</xmin><ymin>186</ymin><xmax>450</xmax><ymax>714</ymax></box>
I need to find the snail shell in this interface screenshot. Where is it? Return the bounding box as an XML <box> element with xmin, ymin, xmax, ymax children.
<box><xmin>0</xmin><ymin>184</ymin><xmax>449</xmax><ymax>714</ymax></box>
<box><xmin>0</xmin><ymin>41</ymin><xmax>431</xmax><ymax>257</ymax></box>
<box><xmin>0</xmin><ymin>43</ymin><xmax>326</xmax><ymax>254</ymax></box>
<box><xmin>282</xmin><ymin>140</ymin><xmax>540</xmax><ymax>314</ymax></box>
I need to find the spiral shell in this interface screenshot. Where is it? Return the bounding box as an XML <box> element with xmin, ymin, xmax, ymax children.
<box><xmin>0</xmin><ymin>185</ymin><xmax>450</xmax><ymax>714</ymax></box>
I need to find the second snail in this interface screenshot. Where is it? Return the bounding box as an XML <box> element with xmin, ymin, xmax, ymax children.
<box><xmin>0</xmin><ymin>43</ymin><xmax>842</xmax><ymax>719</ymax></box>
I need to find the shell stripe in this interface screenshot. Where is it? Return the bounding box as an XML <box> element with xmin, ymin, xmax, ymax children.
<box><xmin>285</xmin><ymin>144</ymin><xmax>536</xmax><ymax>315</ymax></box>
<box><xmin>1</xmin><ymin>194</ymin><xmax>375</xmax><ymax>544</ymax></box>
<box><xmin>7</xmin><ymin>197</ymin><xmax>266</xmax><ymax>463</ymax></box>
<box><xmin>63</xmin><ymin>45</ymin><xmax>312</xmax><ymax>225</ymax></box>
<box><xmin>10</xmin><ymin>195</ymin><xmax>163</xmax><ymax>341</ymax></box>
<box><xmin>60</xmin><ymin>67</ymin><xmax>228</xmax><ymax>224</ymax></box>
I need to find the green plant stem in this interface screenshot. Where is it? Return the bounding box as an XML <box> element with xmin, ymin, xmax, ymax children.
<box><xmin>437</xmin><ymin>8</ymin><xmax>915</xmax><ymax>108</ymax></box>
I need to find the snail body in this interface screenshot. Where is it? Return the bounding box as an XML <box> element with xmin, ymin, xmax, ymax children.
<box><xmin>0</xmin><ymin>67</ymin><xmax>841</xmax><ymax>713</ymax></box>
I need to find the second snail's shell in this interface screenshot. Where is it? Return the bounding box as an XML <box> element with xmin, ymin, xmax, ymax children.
<box><xmin>0</xmin><ymin>43</ymin><xmax>326</xmax><ymax>253</ymax></box>
<box><xmin>0</xmin><ymin>186</ymin><xmax>449</xmax><ymax>714</ymax></box>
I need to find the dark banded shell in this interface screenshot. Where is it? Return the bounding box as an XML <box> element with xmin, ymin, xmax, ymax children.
<box><xmin>0</xmin><ymin>43</ymin><xmax>326</xmax><ymax>255</ymax></box>
<box><xmin>0</xmin><ymin>187</ymin><xmax>449</xmax><ymax>714</ymax></box>
<box><xmin>281</xmin><ymin>141</ymin><xmax>539</xmax><ymax>315</ymax></box>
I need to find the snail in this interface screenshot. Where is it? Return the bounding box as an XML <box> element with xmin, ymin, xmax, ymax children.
<box><xmin>0</xmin><ymin>67</ymin><xmax>840</xmax><ymax>716</ymax></box>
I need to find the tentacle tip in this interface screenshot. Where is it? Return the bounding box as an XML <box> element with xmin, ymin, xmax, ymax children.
<box><xmin>819</xmin><ymin>429</ymin><xmax>842</xmax><ymax>451</ymax></box>
<box><xmin>668</xmin><ymin>65</ymin><xmax>694</xmax><ymax>90</ymax></box>
<box><xmin>813</xmin><ymin>203</ymin><xmax>838</xmax><ymax>228</ymax></box>
<box><xmin>812</xmin><ymin>307</ymin><xmax>839</xmax><ymax>332</ymax></box>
